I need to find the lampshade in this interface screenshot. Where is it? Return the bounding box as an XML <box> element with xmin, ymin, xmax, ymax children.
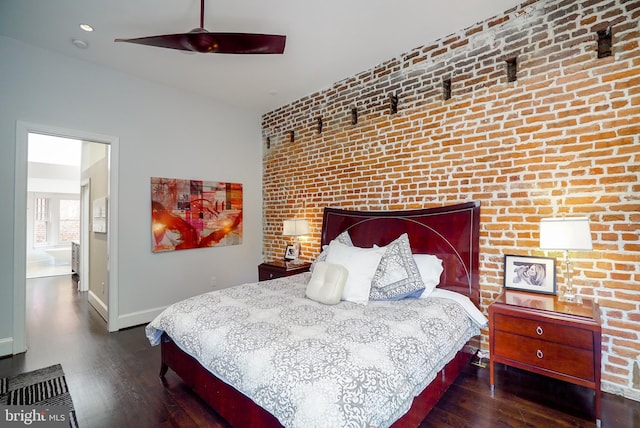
<box><xmin>539</xmin><ymin>217</ymin><xmax>593</xmax><ymax>250</ymax></box>
<box><xmin>282</xmin><ymin>219</ymin><xmax>310</xmax><ymax>237</ymax></box>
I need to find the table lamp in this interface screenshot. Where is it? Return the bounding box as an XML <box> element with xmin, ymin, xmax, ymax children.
<box><xmin>282</xmin><ymin>219</ymin><xmax>309</xmax><ymax>264</ymax></box>
<box><xmin>539</xmin><ymin>217</ymin><xmax>592</xmax><ymax>302</ymax></box>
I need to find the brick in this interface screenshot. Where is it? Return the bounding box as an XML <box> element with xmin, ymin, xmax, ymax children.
<box><xmin>607</xmin><ymin>355</ymin><xmax>631</xmax><ymax>367</ymax></box>
<box><xmin>612</xmin><ymin>339</ymin><xmax>640</xmax><ymax>352</ymax></box>
<box><xmin>607</xmin><ymin>320</ymin><xmax>640</xmax><ymax>336</ymax></box>
<box><xmin>604</xmin><ymin>364</ymin><xmax>631</xmax><ymax>376</ymax></box>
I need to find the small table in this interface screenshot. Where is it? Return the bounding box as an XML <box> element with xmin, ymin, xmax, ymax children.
<box><xmin>258</xmin><ymin>260</ymin><xmax>311</xmax><ymax>281</ymax></box>
<box><xmin>489</xmin><ymin>291</ymin><xmax>602</xmax><ymax>427</ymax></box>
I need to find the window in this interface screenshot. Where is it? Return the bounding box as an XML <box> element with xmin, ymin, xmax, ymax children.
<box><xmin>59</xmin><ymin>199</ymin><xmax>80</xmax><ymax>242</ymax></box>
<box><xmin>34</xmin><ymin>197</ymin><xmax>49</xmax><ymax>245</ymax></box>
<box><xmin>33</xmin><ymin>195</ymin><xmax>80</xmax><ymax>247</ymax></box>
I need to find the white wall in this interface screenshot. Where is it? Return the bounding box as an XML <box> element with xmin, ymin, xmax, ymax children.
<box><xmin>0</xmin><ymin>35</ymin><xmax>264</xmax><ymax>352</ymax></box>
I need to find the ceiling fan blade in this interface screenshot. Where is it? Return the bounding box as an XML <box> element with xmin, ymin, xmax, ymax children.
<box><xmin>115</xmin><ymin>32</ymin><xmax>286</xmax><ymax>54</ymax></box>
<box><xmin>115</xmin><ymin>34</ymin><xmax>194</xmax><ymax>52</ymax></box>
<box><xmin>202</xmin><ymin>33</ymin><xmax>286</xmax><ymax>54</ymax></box>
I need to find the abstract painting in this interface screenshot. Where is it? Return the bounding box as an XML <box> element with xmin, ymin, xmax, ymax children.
<box><xmin>151</xmin><ymin>177</ymin><xmax>243</xmax><ymax>252</ymax></box>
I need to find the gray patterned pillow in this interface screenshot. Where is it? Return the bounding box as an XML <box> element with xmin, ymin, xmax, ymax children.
<box><xmin>310</xmin><ymin>230</ymin><xmax>353</xmax><ymax>272</ymax></box>
<box><xmin>369</xmin><ymin>233</ymin><xmax>425</xmax><ymax>300</ymax></box>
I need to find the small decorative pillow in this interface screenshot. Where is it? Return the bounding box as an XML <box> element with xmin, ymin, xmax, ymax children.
<box><xmin>305</xmin><ymin>262</ymin><xmax>349</xmax><ymax>305</ymax></box>
<box><xmin>370</xmin><ymin>233</ymin><xmax>426</xmax><ymax>300</ymax></box>
<box><xmin>310</xmin><ymin>230</ymin><xmax>353</xmax><ymax>272</ymax></box>
<box><xmin>325</xmin><ymin>240</ymin><xmax>386</xmax><ymax>305</ymax></box>
<box><xmin>413</xmin><ymin>253</ymin><xmax>444</xmax><ymax>297</ymax></box>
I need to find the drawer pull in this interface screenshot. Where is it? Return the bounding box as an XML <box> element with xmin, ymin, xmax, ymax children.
<box><xmin>536</xmin><ymin>349</ymin><xmax>544</xmax><ymax>359</ymax></box>
<box><xmin>536</xmin><ymin>326</ymin><xmax>544</xmax><ymax>336</ymax></box>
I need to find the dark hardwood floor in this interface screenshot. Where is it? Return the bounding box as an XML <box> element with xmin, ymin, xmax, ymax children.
<box><xmin>1</xmin><ymin>275</ymin><xmax>638</xmax><ymax>427</ymax></box>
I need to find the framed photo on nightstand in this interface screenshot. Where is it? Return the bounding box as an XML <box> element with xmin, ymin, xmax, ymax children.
<box><xmin>284</xmin><ymin>244</ymin><xmax>298</xmax><ymax>261</ymax></box>
<box><xmin>504</xmin><ymin>254</ymin><xmax>556</xmax><ymax>295</ymax></box>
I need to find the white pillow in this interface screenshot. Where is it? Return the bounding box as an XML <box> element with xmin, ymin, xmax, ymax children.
<box><xmin>413</xmin><ymin>254</ymin><xmax>444</xmax><ymax>297</ymax></box>
<box><xmin>325</xmin><ymin>240</ymin><xmax>386</xmax><ymax>305</ymax></box>
<box><xmin>305</xmin><ymin>262</ymin><xmax>349</xmax><ymax>305</ymax></box>
<box><xmin>310</xmin><ymin>230</ymin><xmax>353</xmax><ymax>272</ymax></box>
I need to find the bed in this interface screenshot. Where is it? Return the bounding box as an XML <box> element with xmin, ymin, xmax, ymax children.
<box><xmin>146</xmin><ymin>201</ymin><xmax>483</xmax><ymax>427</ymax></box>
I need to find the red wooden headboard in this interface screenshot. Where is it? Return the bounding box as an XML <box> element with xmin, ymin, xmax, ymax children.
<box><xmin>321</xmin><ymin>201</ymin><xmax>481</xmax><ymax>306</ymax></box>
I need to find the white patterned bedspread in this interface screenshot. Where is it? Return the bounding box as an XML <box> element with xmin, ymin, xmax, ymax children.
<box><xmin>146</xmin><ymin>273</ymin><xmax>481</xmax><ymax>428</ymax></box>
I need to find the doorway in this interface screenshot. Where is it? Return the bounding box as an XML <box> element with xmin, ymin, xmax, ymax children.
<box><xmin>26</xmin><ymin>134</ymin><xmax>81</xmax><ymax>279</ymax></box>
<box><xmin>13</xmin><ymin>122</ymin><xmax>120</xmax><ymax>355</ymax></box>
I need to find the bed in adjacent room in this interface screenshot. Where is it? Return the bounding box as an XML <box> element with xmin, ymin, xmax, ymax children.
<box><xmin>146</xmin><ymin>201</ymin><xmax>485</xmax><ymax>427</ymax></box>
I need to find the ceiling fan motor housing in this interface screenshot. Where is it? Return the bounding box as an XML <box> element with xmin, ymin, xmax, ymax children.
<box><xmin>184</xmin><ymin>28</ymin><xmax>218</xmax><ymax>52</ymax></box>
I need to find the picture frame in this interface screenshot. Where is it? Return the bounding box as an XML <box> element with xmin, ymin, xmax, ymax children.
<box><xmin>92</xmin><ymin>197</ymin><xmax>107</xmax><ymax>233</ymax></box>
<box><xmin>150</xmin><ymin>177</ymin><xmax>243</xmax><ymax>253</ymax></box>
<box><xmin>503</xmin><ymin>254</ymin><xmax>556</xmax><ymax>295</ymax></box>
<box><xmin>284</xmin><ymin>244</ymin><xmax>298</xmax><ymax>261</ymax></box>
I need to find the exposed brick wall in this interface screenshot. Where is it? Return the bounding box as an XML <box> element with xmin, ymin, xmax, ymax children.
<box><xmin>262</xmin><ymin>0</ymin><xmax>640</xmax><ymax>400</ymax></box>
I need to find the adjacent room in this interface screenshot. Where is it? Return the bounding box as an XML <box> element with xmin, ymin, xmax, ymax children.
<box><xmin>26</xmin><ymin>134</ymin><xmax>81</xmax><ymax>279</ymax></box>
<box><xmin>1</xmin><ymin>0</ymin><xmax>638</xmax><ymax>427</ymax></box>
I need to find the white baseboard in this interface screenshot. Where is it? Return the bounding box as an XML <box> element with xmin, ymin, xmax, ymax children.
<box><xmin>87</xmin><ymin>291</ymin><xmax>167</xmax><ymax>331</ymax></box>
<box><xmin>117</xmin><ymin>306</ymin><xmax>168</xmax><ymax>330</ymax></box>
<box><xmin>88</xmin><ymin>290</ymin><xmax>108</xmax><ymax>322</ymax></box>
<box><xmin>0</xmin><ymin>337</ymin><xmax>13</xmax><ymax>357</ymax></box>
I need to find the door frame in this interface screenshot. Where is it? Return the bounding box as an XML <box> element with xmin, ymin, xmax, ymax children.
<box><xmin>13</xmin><ymin>121</ymin><xmax>120</xmax><ymax>353</ymax></box>
<box><xmin>79</xmin><ymin>179</ymin><xmax>90</xmax><ymax>293</ymax></box>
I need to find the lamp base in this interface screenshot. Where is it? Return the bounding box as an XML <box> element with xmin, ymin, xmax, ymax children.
<box><xmin>562</xmin><ymin>289</ymin><xmax>577</xmax><ymax>302</ymax></box>
<box><xmin>561</xmin><ymin>289</ymin><xmax>582</xmax><ymax>303</ymax></box>
<box><xmin>561</xmin><ymin>252</ymin><xmax>581</xmax><ymax>303</ymax></box>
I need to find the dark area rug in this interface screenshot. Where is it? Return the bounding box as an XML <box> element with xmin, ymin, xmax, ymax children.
<box><xmin>0</xmin><ymin>364</ymin><xmax>78</xmax><ymax>427</ymax></box>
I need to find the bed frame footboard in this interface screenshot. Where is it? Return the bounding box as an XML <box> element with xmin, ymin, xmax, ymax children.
<box><xmin>161</xmin><ymin>333</ymin><xmax>472</xmax><ymax>428</ymax></box>
<box><xmin>161</xmin><ymin>333</ymin><xmax>282</xmax><ymax>427</ymax></box>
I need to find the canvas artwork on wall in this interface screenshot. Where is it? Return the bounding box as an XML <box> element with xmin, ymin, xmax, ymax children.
<box><xmin>151</xmin><ymin>177</ymin><xmax>243</xmax><ymax>253</ymax></box>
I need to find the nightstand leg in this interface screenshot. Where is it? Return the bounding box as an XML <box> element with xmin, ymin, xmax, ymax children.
<box><xmin>489</xmin><ymin>360</ymin><xmax>495</xmax><ymax>398</ymax></box>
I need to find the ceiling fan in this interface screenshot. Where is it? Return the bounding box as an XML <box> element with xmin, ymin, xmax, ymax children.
<box><xmin>114</xmin><ymin>0</ymin><xmax>286</xmax><ymax>54</ymax></box>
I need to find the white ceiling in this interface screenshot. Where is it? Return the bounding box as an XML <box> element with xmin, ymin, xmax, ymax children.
<box><xmin>28</xmin><ymin>134</ymin><xmax>81</xmax><ymax>166</ymax></box>
<box><xmin>0</xmin><ymin>0</ymin><xmax>523</xmax><ymax>114</ymax></box>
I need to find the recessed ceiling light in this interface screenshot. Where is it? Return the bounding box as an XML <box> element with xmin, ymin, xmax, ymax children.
<box><xmin>79</xmin><ymin>23</ymin><xmax>94</xmax><ymax>32</ymax></box>
<box><xmin>72</xmin><ymin>39</ymin><xmax>89</xmax><ymax>49</ymax></box>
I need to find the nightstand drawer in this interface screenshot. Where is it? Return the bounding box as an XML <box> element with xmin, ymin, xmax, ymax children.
<box><xmin>493</xmin><ymin>313</ymin><xmax>593</xmax><ymax>350</ymax></box>
<box><xmin>258</xmin><ymin>262</ymin><xmax>311</xmax><ymax>281</ymax></box>
<box><xmin>494</xmin><ymin>331</ymin><xmax>595</xmax><ymax>381</ymax></box>
<box><xmin>259</xmin><ymin>265</ymin><xmax>280</xmax><ymax>281</ymax></box>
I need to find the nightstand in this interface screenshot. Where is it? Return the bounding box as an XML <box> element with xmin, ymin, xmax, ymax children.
<box><xmin>258</xmin><ymin>261</ymin><xmax>311</xmax><ymax>281</ymax></box>
<box><xmin>489</xmin><ymin>291</ymin><xmax>602</xmax><ymax>426</ymax></box>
